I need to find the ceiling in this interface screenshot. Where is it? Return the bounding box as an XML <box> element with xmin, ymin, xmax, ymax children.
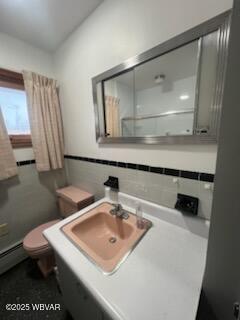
<box><xmin>134</xmin><ymin>40</ymin><xmax>198</xmax><ymax>91</ymax></box>
<box><xmin>0</xmin><ymin>0</ymin><xmax>103</xmax><ymax>52</ymax></box>
<box><xmin>112</xmin><ymin>40</ymin><xmax>199</xmax><ymax>91</ymax></box>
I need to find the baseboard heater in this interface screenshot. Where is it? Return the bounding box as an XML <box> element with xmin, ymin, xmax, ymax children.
<box><xmin>0</xmin><ymin>241</ymin><xmax>27</xmax><ymax>275</ymax></box>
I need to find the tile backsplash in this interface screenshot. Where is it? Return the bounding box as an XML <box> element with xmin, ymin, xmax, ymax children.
<box><xmin>65</xmin><ymin>156</ymin><xmax>214</xmax><ymax>220</ymax></box>
<box><xmin>0</xmin><ymin>163</ymin><xmax>66</xmax><ymax>252</ymax></box>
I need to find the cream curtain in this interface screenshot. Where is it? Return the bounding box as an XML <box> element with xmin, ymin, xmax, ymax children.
<box><xmin>105</xmin><ymin>96</ymin><xmax>120</xmax><ymax>137</ymax></box>
<box><xmin>0</xmin><ymin>107</ymin><xmax>18</xmax><ymax>180</ymax></box>
<box><xmin>23</xmin><ymin>71</ymin><xmax>64</xmax><ymax>172</ymax></box>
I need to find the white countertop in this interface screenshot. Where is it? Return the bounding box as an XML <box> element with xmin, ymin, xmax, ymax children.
<box><xmin>44</xmin><ymin>192</ymin><xmax>209</xmax><ymax>320</ymax></box>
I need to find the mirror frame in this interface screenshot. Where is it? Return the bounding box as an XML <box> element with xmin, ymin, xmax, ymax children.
<box><xmin>92</xmin><ymin>10</ymin><xmax>231</xmax><ymax>144</ymax></box>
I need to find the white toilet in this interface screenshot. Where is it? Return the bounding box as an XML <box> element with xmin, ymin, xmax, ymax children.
<box><xmin>23</xmin><ymin>186</ymin><xmax>94</xmax><ymax>277</ymax></box>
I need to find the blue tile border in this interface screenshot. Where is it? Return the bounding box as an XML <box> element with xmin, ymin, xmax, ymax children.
<box><xmin>64</xmin><ymin>155</ymin><xmax>214</xmax><ymax>182</ymax></box>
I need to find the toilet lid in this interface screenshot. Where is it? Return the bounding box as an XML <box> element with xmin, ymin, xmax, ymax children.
<box><xmin>23</xmin><ymin>219</ymin><xmax>60</xmax><ymax>252</ymax></box>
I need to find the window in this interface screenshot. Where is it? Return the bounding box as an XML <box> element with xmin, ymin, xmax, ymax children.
<box><xmin>0</xmin><ymin>68</ymin><xmax>31</xmax><ymax>148</ymax></box>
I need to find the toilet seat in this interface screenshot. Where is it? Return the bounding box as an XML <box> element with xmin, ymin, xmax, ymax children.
<box><xmin>23</xmin><ymin>186</ymin><xmax>94</xmax><ymax>277</ymax></box>
<box><xmin>23</xmin><ymin>219</ymin><xmax>60</xmax><ymax>258</ymax></box>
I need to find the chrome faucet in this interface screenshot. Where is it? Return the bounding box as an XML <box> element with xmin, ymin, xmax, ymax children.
<box><xmin>110</xmin><ymin>203</ymin><xmax>129</xmax><ymax>219</ymax></box>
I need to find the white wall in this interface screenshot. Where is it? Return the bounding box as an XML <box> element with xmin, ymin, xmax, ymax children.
<box><xmin>54</xmin><ymin>0</ymin><xmax>232</xmax><ymax>173</ymax></box>
<box><xmin>0</xmin><ymin>31</ymin><xmax>54</xmax><ymax>77</ymax></box>
<box><xmin>0</xmin><ymin>31</ymin><xmax>55</xmax><ymax>161</ymax></box>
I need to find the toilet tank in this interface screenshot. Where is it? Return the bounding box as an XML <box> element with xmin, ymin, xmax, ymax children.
<box><xmin>56</xmin><ymin>186</ymin><xmax>94</xmax><ymax>218</ymax></box>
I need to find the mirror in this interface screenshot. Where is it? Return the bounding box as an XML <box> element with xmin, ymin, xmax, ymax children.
<box><xmin>126</xmin><ymin>41</ymin><xmax>198</xmax><ymax>137</ymax></box>
<box><xmin>93</xmin><ymin>12</ymin><xmax>230</xmax><ymax>144</ymax></box>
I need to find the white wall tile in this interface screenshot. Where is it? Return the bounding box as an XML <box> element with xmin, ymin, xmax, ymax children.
<box><xmin>65</xmin><ymin>159</ymin><xmax>213</xmax><ymax>220</ymax></box>
<box><xmin>0</xmin><ymin>165</ymin><xmax>67</xmax><ymax>251</ymax></box>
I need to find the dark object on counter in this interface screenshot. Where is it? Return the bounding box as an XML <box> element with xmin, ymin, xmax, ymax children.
<box><xmin>175</xmin><ymin>193</ymin><xmax>199</xmax><ymax>215</ymax></box>
<box><xmin>104</xmin><ymin>176</ymin><xmax>119</xmax><ymax>190</ymax></box>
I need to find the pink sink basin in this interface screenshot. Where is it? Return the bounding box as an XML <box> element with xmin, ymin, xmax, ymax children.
<box><xmin>61</xmin><ymin>202</ymin><xmax>152</xmax><ymax>274</ymax></box>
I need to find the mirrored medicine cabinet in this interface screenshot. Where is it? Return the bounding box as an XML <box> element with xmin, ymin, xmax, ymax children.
<box><xmin>92</xmin><ymin>11</ymin><xmax>231</xmax><ymax>144</ymax></box>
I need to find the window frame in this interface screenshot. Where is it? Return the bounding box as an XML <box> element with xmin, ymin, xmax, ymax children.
<box><xmin>0</xmin><ymin>68</ymin><xmax>32</xmax><ymax>148</ymax></box>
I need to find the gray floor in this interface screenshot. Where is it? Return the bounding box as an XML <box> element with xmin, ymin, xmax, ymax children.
<box><xmin>0</xmin><ymin>258</ymin><xmax>72</xmax><ymax>320</ymax></box>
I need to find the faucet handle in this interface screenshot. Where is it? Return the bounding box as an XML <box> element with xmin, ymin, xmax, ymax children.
<box><xmin>112</xmin><ymin>203</ymin><xmax>122</xmax><ymax>210</ymax></box>
<box><xmin>110</xmin><ymin>203</ymin><xmax>121</xmax><ymax>215</ymax></box>
<box><xmin>110</xmin><ymin>203</ymin><xmax>129</xmax><ymax>219</ymax></box>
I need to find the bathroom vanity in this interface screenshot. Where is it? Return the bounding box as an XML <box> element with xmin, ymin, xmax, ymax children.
<box><xmin>56</xmin><ymin>255</ymin><xmax>109</xmax><ymax>320</ymax></box>
<box><xmin>44</xmin><ymin>192</ymin><xmax>209</xmax><ymax>320</ymax></box>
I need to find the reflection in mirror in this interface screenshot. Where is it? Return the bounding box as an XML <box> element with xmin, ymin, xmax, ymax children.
<box><xmin>103</xmin><ymin>41</ymin><xmax>200</xmax><ymax>138</ymax></box>
<box><xmin>103</xmin><ymin>71</ymin><xmax>134</xmax><ymax>137</ymax></box>
<box><xmin>133</xmin><ymin>40</ymin><xmax>198</xmax><ymax>137</ymax></box>
<box><xmin>197</xmin><ymin>30</ymin><xmax>218</xmax><ymax>134</ymax></box>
